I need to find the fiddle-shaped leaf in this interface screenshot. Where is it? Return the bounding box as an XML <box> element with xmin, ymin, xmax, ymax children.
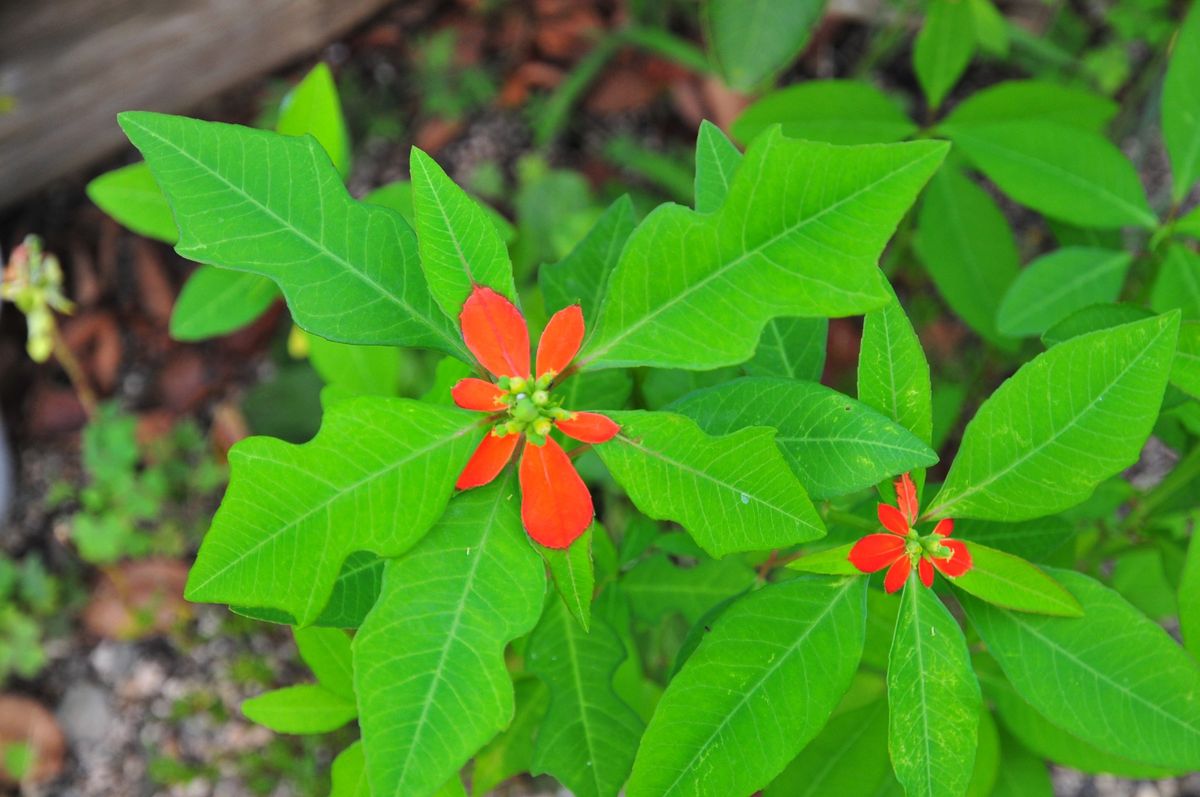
<box><xmin>119</xmin><ymin>112</ymin><xmax>467</xmax><ymax>357</ymax></box>
<box><xmin>627</xmin><ymin>576</ymin><xmax>867</xmax><ymax>797</ymax></box>
<box><xmin>528</xmin><ymin>597</ymin><xmax>644</xmax><ymax>797</ymax></box>
<box><xmin>186</xmin><ymin>397</ymin><xmax>484</xmax><ymax>624</ymax></box>
<box><xmin>579</xmin><ymin>130</ymin><xmax>947</xmax><ymax>370</ymax></box>
<box><xmin>926</xmin><ymin>313</ymin><xmax>1179</xmax><ymax>521</ymax></box>
<box><xmin>354</xmin><ymin>476</ymin><xmax>546</xmax><ymax>797</ymax></box>
<box><xmin>596</xmin><ymin>410</ymin><xmax>825</xmax><ymax>557</ymax></box>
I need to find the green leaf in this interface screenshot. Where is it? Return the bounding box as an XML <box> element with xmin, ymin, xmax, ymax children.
<box><xmin>887</xmin><ymin>581</ymin><xmax>981</xmax><ymax>797</ymax></box>
<box><xmin>989</xmin><ymin>732</ymin><xmax>1051</xmax><ymax>797</ymax></box>
<box><xmin>276</xmin><ymin>63</ymin><xmax>351</xmax><ymax>178</ymax></box>
<box><xmin>914</xmin><ymin>166</ymin><xmax>1020</xmax><ymax>348</ymax></box>
<box><xmin>528</xmin><ymin>598</ymin><xmax>644</xmax><ymax>797</ymax></box>
<box><xmin>1172</xmin><ymin>321</ymin><xmax>1200</xmax><ymax>398</ymax></box>
<box><xmin>539</xmin><ymin>195</ymin><xmax>636</xmax><ymax>318</ymax></box>
<box><xmin>621</xmin><ymin>553</ymin><xmax>756</xmax><ymax>624</ymax></box>
<box><xmin>579</xmin><ymin>131</ymin><xmax>948</xmax><ymax>370</ymax></box>
<box><xmin>732</xmin><ymin>81</ymin><xmax>918</xmax><ymax>146</ymax></box>
<box><xmin>353</xmin><ymin>476</ymin><xmax>546</xmax><ymax>797</ymax></box>
<box><xmin>938</xmin><ymin>80</ymin><xmax>1118</xmax><ymax>132</ymax></box>
<box><xmin>953</xmin><ymin>517</ymin><xmax>1073</xmax><ymax>561</ymax></box>
<box><xmin>787</xmin><ymin>543</ymin><xmax>860</xmax><ymax>576</ymax></box>
<box><xmin>977</xmin><ymin>654</ymin><xmax>1177</xmax><ymax>777</ymax></box>
<box><xmin>626</xmin><ymin>576</ymin><xmax>867</xmax><ymax>797</ymax></box>
<box><xmin>763</xmin><ymin>699</ymin><xmax>890</xmax><ymax>797</ymax></box>
<box><xmin>596</xmin><ymin>410</ymin><xmax>825</xmax><ymax>557</ymax></box>
<box><xmin>169</xmin><ymin>267</ymin><xmax>279</xmax><ymax>341</ymax></box>
<box><xmin>914</xmin><ymin>0</ymin><xmax>977</xmax><ymax>111</ymax></box>
<box><xmin>118</xmin><ymin>112</ymin><xmax>467</xmax><ymax>356</ymax></box>
<box><xmin>963</xmin><ymin>569</ymin><xmax>1200</xmax><ymax>770</ymax></box>
<box><xmin>857</xmin><ymin>279</ymin><xmax>934</xmax><ymax>447</ymax></box>
<box><xmin>996</xmin><ymin>248</ymin><xmax>1133</xmax><ymax>337</ymax></box>
<box><xmin>704</xmin><ymin>0</ymin><xmax>826</xmax><ymax>89</ymax></box>
<box><xmin>86</xmin><ymin>162</ymin><xmax>178</xmax><ymax>243</ymax></box>
<box><xmin>1179</xmin><ymin>528</ymin><xmax>1200</xmax><ymax>659</ymax></box>
<box><xmin>1163</xmin><ymin>1</ymin><xmax>1200</xmax><ymax>201</ymax></box>
<box><xmin>746</xmin><ymin>317</ymin><xmax>827</xmax><ymax>381</ymax></box>
<box><xmin>670</xmin><ymin>378</ymin><xmax>938</xmax><ymax>499</ymax></box>
<box><xmin>941</xmin><ymin>120</ymin><xmax>1156</xmax><ymax>229</ymax></box>
<box><xmin>307</xmin><ymin>333</ymin><xmax>401</xmax><ymax>396</ymax></box>
<box><xmin>968</xmin><ymin>0</ymin><xmax>1008</xmax><ymax>56</ymax></box>
<box><xmin>410</xmin><ymin>147</ymin><xmax>518</xmax><ymax>319</ymax></box>
<box><xmin>926</xmin><ymin>313</ymin><xmax>1180</xmax><ymax>521</ymax></box>
<box><xmin>966</xmin><ymin>709</ymin><xmax>1000</xmax><ymax>797</ymax></box>
<box><xmin>694</xmin><ymin>120</ymin><xmax>742</xmax><ymax>213</ymax></box>
<box><xmin>951</xmin><ymin>541</ymin><xmax>1082</xmax><ymax>616</ymax></box>
<box><xmin>1176</xmin><ymin>204</ymin><xmax>1200</xmax><ymax>239</ymax></box>
<box><xmin>230</xmin><ymin>551</ymin><xmax>384</xmax><ymax>629</ymax></box>
<box><xmin>241</xmin><ymin>684</ymin><xmax>356</xmax><ymax>734</ymax></box>
<box><xmin>541</xmin><ymin>525</ymin><xmax>596</xmax><ymax>631</ymax></box>
<box><xmin>1041</xmin><ymin>302</ymin><xmax>1153</xmax><ymax>347</ymax></box>
<box><xmin>294</xmin><ymin>627</ymin><xmax>354</xmax><ymax>699</ymax></box>
<box><xmin>331</xmin><ymin>742</ymin><xmax>368</xmax><ymax>797</ymax></box>
<box><xmin>1151</xmin><ymin>244</ymin><xmax>1200</xmax><ymax>320</ymax></box>
<box><xmin>186</xmin><ymin>397</ymin><xmax>484</xmax><ymax>624</ymax></box>
<box><xmin>471</xmin><ymin>678</ymin><xmax>548</xmax><ymax>796</ymax></box>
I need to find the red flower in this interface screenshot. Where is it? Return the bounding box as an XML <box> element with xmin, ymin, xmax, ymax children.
<box><xmin>848</xmin><ymin>473</ymin><xmax>972</xmax><ymax>593</ymax></box>
<box><xmin>451</xmin><ymin>286</ymin><xmax>619</xmax><ymax>549</ymax></box>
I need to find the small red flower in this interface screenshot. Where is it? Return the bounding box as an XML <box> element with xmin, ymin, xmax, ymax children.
<box><xmin>848</xmin><ymin>473</ymin><xmax>972</xmax><ymax>593</ymax></box>
<box><xmin>451</xmin><ymin>286</ymin><xmax>619</xmax><ymax>549</ymax></box>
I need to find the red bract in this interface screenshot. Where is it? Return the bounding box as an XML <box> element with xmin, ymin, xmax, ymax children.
<box><xmin>452</xmin><ymin>286</ymin><xmax>619</xmax><ymax>549</ymax></box>
<box><xmin>849</xmin><ymin>473</ymin><xmax>972</xmax><ymax>593</ymax></box>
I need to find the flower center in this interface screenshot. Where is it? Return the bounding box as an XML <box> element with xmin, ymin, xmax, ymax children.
<box><xmin>494</xmin><ymin>374</ymin><xmax>571</xmax><ymax>445</ymax></box>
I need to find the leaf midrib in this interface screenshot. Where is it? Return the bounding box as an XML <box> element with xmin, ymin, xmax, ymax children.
<box><xmin>583</xmin><ymin>145</ymin><xmax>943</xmax><ymax>363</ymax></box>
<box><xmin>124</xmin><ymin>116</ymin><xmax>465</xmax><ymax>355</ymax></box>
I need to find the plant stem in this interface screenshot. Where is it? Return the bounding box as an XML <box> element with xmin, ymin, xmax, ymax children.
<box><xmin>51</xmin><ymin>322</ymin><xmax>97</xmax><ymax>419</ymax></box>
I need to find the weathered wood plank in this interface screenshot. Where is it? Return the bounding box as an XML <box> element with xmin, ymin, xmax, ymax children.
<box><xmin>0</xmin><ymin>0</ymin><xmax>393</xmax><ymax>208</ymax></box>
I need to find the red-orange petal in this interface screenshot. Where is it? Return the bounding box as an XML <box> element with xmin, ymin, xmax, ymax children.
<box><xmin>896</xmin><ymin>473</ymin><xmax>919</xmax><ymax>524</ymax></box>
<box><xmin>451</xmin><ymin>378</ymin><xmax>505</xmax><ymax>412</ymax></box>
<box><xmin>460</xmin><ymin>286</ymin><xmax>531</xmax><ymax>379</ymax></box>
<box><xmin>918</xmin><ymin>557</ymin><xmax>935</xmax><ymax>588</ymax></box>
<box><xmin>536</xmin><ymin>305</ymin><xmax>585</xmax><ymax>379</ymax></box>
<box><xmin>456</xmin><ymin>432</ymin><xmax>519</xmax><ymax>490</ymax></box>
<box><xmin>848</xmin><ymin>534</ymin><xmax>906</xmax><ymax>574</ymax></box>
<box><xmin>931</xmin><ymin>539</ymin><xmax>973</xmax><ymax>578</ymax></box>
<box><xmin>878</xmin><ymin>503</ymin><xmax>910</xmax><ymax>536</ymax></box>
<box><xmin>932</xmin><ymin>518</ymin><xmax>954</xmax><ymax>537</ymax></box>
<box><xmin>884</xmin><ymin>556</ymin><xmax>912</xmax><ymax>594</ymax></box>
<box><xmin>556</xmin><ymin>412</ymin><xmax>620</xmax><ymax>444</ymax></box>
<box><xmin>519</xmin><ymin>436</ymin><xmax>593</xmax><ymax>549</ymax></box>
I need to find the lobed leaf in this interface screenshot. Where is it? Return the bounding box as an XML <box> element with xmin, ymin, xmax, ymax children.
<box><xmin>579</xmin><ymin>130</ymin><xmax>947</xmax><ymax>370</ymax></box>
<box><xmin>627</xmin><ymin>576</ymin><xmax>867</xmax><ymax>797</ymax></box>
<box><xmin>354</xmin><ymin>477</ymin><xmax>546</xmax><ymax>797</ymax></box>
<box><xmin>926</xmin><ymin>313</ymin><xmax>1180</xmax><ymax>521</ymax></box>
<box><xmin>119</xmin><ymin>112</ymin><xmax>467</xmax><ymax>356</ymax></box>
<box><xmin>186</xmin><ymin>397</ymin><xmax>484</xmax><ymax>624</ymax></box>
<box><xmin>596</xmin><ymin>410</ymin><xmax>825</xmax><ymax>557</ymax></box>
<box><xmin>528</xmin><ymin>598</ymin><xmax>645</xmax><ymax>797</ymax></box>
<box><xmin>670</xmin><ymin>377</ymin><xmax>938</xmax><ymax>499</ymax></box>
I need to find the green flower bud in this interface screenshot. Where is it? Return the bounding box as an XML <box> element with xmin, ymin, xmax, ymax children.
<box><xmin>509</xmin><ymin>376</ymin><xmax>529</xmax><ymax>394</ymax></box>
<box><xmin>512</xmin><ymin>399</ymin><xmax>540</xmax><ymax>423</ymax></box>
<box><xmin>532</xmin><ymin>389</ymin><xmax>549</xmax><ymax>406</ymax></box>
<box><xmin>532</xmin><ymin>418</ymin><xmax>552</xmax><ymax>437</ymax></box>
